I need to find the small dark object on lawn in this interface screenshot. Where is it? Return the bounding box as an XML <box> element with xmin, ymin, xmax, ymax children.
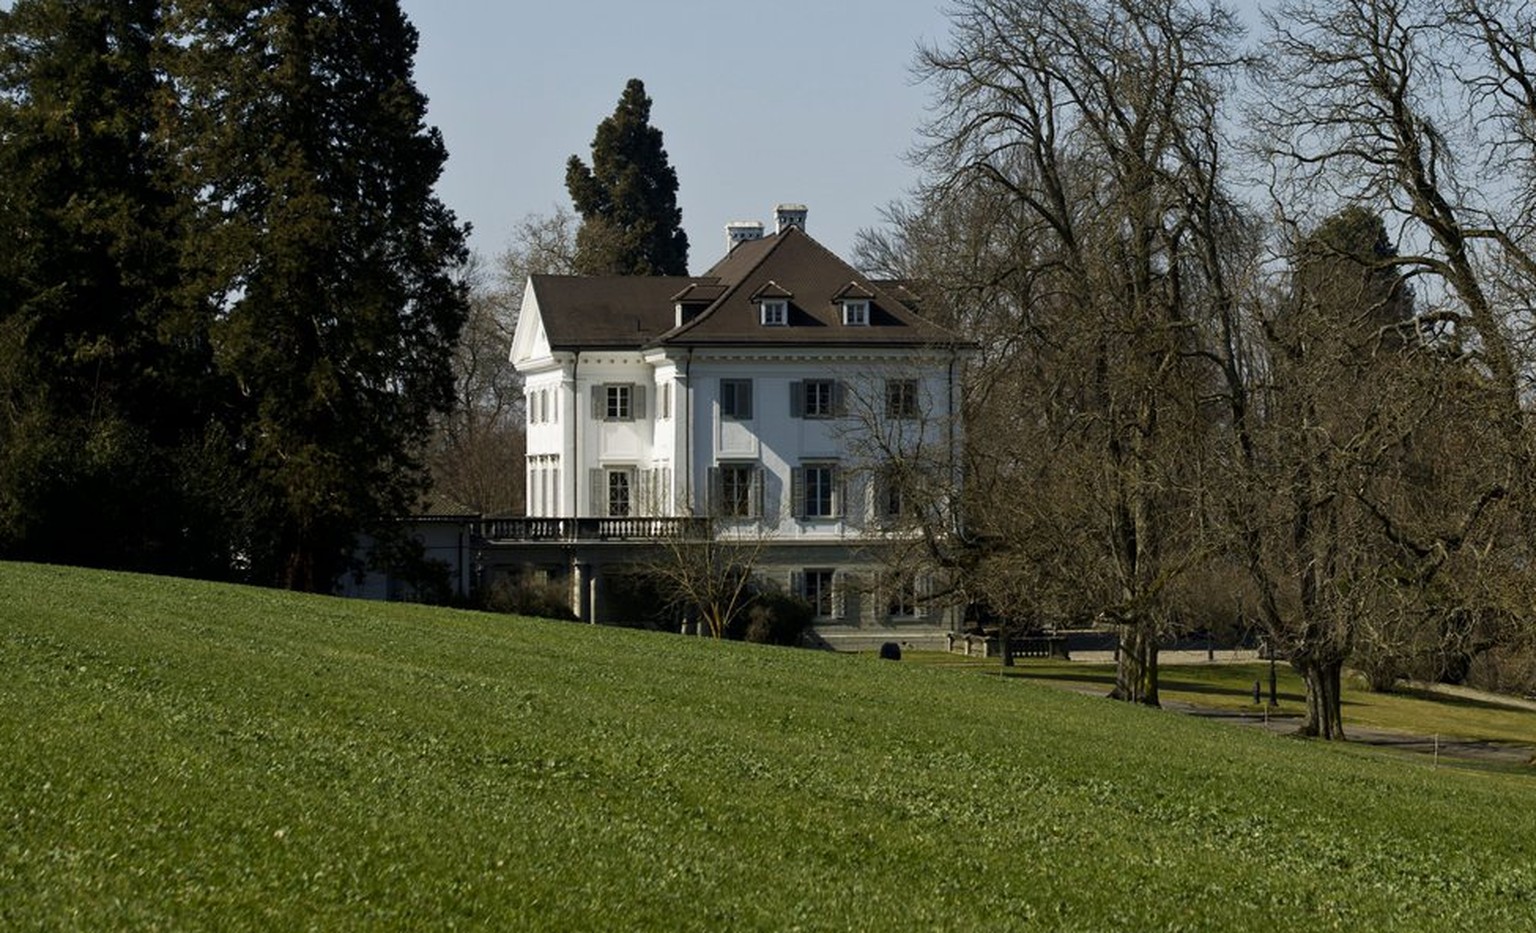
<box><xmin>879</xmin><ymin>642</ymin><xmax>902</xmax><ymax>661</ymax></box>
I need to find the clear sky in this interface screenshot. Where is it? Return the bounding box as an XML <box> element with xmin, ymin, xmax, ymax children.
<box><xmin>398</xmin><ymin>1</ymin><xmax>957</xmax><ymax>273</ymax></box>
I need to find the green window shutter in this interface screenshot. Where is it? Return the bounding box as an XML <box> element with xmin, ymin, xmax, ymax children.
<box><xmin>707</xmin><ymin>466</ymin><xmax>721</xmax><ymax>514</ymax></box>
<box><xmin>791</xmin><ymin>467</ymin><xmax>805</xmax><ymax>519</ymax></box>
<box><xmin>751</xmin><ymin>466</ymin><xmax>764</xmax><ymax>519</ymax></box>
<box><xmin>588</xmin><ymin>468</ymin><xmax>603</xmax><ymax>517</ymax></box>
<box><xmin>631</xmin><ymin>384</ymin><xmax>646</xmax><ymax>420</ymax></box>
<box><xmin>590</xmin><ymin>385</ymin><xmax>603</xmax><ymax>420</ymax></box>
<box><xmin>740</xmin><ymin>380</ymin><xmax>753</xmax><ymax>419</ymax></box>
<box><xmin>833</xmin><ymin>380</ymin><xmax>847</xmax><ymax>417</ymax></box>
<box><xmin>789</xmin><ymin>381</ymin><xmax>804</xmax><ymax>419</ymax></box>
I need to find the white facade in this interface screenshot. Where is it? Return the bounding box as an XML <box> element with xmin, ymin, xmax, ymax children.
<box><xmin>514</xmin><ymin>304</ymin><xmax>962</xmax><ymax>534</ymax></box>
<box><xmin>506</xmin><ymin>218</ymin><xmax>969</xmax><ymax>641</ymax></box>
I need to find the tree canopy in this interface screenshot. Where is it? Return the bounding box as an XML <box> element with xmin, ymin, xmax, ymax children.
<box><xmin>565</xmin><ymin>78</ymin><xmax>689</xmax><ymax>276</ymax></box>
<box><xmin>0</xmin><ymin>0</ymin><xmax>468</xmax><ymax>591</ymax></box>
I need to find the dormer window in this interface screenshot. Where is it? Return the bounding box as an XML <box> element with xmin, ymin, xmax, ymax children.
<box><xmin>761</xmin><ymin>299</ymin><xmax>788</xmax><ymax>326</ymax></box>
<box><xmin>832</xmin><ymin>282</ymin><xmax>876</xmax><ymax>326</ymax></box>
<box><xmin>751</xmin><ymin>281</ymin><xmax>793</xmax><ymax>326</ymax></box>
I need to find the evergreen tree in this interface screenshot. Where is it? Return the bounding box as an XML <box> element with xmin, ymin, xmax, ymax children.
<box><xmin>565</xmin><ymin>78</ymin><xmax>689</xmax><ymax>275</ymax></box>
<box><xmin>0</xmin><ymin>0</ymin><xmax>224</xmax><ymax>574</ymax></box>
<box><xmin>173</xmin><ymin>0</ymin><xmax>469</xmax><ymax>591</ymax></box>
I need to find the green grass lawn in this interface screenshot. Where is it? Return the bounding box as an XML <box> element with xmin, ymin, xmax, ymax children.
<box><xmin>4</xmin><ymin>562</ymin><xmax>1536</xmax><ymax>931</ymax></box>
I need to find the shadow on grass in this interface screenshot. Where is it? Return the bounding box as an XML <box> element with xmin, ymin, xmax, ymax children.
<box><xmin>1390</xmin><ymin>686</ymin><xmax>1533</xmax><ymax>714</ymax></box>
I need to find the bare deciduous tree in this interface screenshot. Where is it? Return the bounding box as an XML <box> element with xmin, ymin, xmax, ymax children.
<box><xmin>428</xmin><ymin>210</ymin><xmax>577</xmax><ymax>514</ymax></box>
<box><xmin>909</xmin><ymin>0</ymin><xmax>1251</xmax><ymax>703</ymax></box>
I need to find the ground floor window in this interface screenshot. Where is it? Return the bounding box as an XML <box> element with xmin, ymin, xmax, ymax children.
<box><xmin>801</xmin><ymin>568</ymin><xmax>836</xmax><ymax>618</ymax></box>
<box><xmin>887</xmin><ymin>575</ymin><xmax>919</xmax><ymax>619</ymax></box>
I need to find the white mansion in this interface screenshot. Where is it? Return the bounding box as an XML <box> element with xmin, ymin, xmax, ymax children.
<box><xmin>500</xmin><ymin>206</ymin><xmax>970</xmax><ymax>646</ymax></box>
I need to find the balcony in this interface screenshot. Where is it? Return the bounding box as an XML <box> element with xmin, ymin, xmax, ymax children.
<box><xmin>476</xmin><ymin>516</ymin><xmax>712</xmax><ymax>543</ymax></box>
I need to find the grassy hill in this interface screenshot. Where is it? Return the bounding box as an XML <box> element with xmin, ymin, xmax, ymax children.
<box><xmin>2</xmin><ymin>562</ymin><xmax>1534</xmax><ymax>931</ymax></box>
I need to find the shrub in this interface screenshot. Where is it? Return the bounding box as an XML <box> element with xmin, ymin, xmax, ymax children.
<box><xmin>480</xmin><ymin>576</ymin><xmax>577</xmax><ymax>621</ymax></box>
<box><xmin>732</xmin><ymin>591</ymin><xmax>814</xmax><ymax>646</ymax></box>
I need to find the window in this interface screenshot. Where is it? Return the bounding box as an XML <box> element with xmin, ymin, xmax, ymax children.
<box><xmin>842</xmin><ymin>300</ymin><xmax>869</xmax><ymax>326</ymax></box>
<box><xmin>886</xmin><ymin>379</ymin><xmax>918</xmax><ymax>419</ymax></box>
<box><xmin>591</xmin><ymin>383</ymin><xmax>644</xmax><ymax>422</ymax></box>
<box><xmin>720</xmin><ymin>379</ymin><xmax>753</xmax><ymax>419</ymax></box>
<box><xmin>877</xmin><ymin>469</ymin><xmax>905</xmax><ymax>520</ymax></box>
<box><xmin>760</xmin><ymin>300</ymin><xmax>788</xmax><ymax>326</ymax></box>
<box><xmin>795</xmin><ymin>463</ymin><xmax>840</xmax><ymax>519</ymax></box>
<box><xmin>606</xmin><ymin>385</ymin><xmax>630</xmax><ymax>421</ymax></box>
<box><xmin>607</xmin><ymin>469</ymin><xmax>631</xmax><ymax>517</ymax></box>
<box><xmin>802</xmin><ymin>569</ymin><xmax>836</xmax><ymax>618</ymax></box>
<box><xmin>713</xmin><ymin>463</ymin><xmax>761</xmax><ymax>518</ymax></box>
<box><xmin>642</xmin><ymin>465</ymin><xmax>671</xmax><ymax>514</ymax></box>
<box><xmin>888</xmin><ymin>577</ymin><xmax>919</xmax><ymax>618</ymax></box>
<box><xmin>793</xmin><ymin>379</ymin><xmax>841</xmax><ymax>419</ymax></box>
<box><xmin>527</xmin><ymin>455</ymin><xmax>560</xmax><ymax>516</ymax></box>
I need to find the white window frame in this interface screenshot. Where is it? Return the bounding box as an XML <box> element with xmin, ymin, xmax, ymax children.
<box><xmin>760</xmin><ymin>300</ymin><xmax>788</xmax><ymax>326</ymax></box>
<box><xmin>790</xmin><ymin>380</ymin><xmax>844</xmax><ymax>419</ymax></box>
<box><xmin>606</xmin><ymin>384</ymin><xmax>630</xmax><ymax>421</ymax></box>
<box><xmin>591</xmin><ymin>383</ymin><xmax>644</xmax><ymax>422</ymax></box>
<box><xmin>712</xmin><ymin>462</ymin><xmax>763</xmax><ymax>519</ymax></box>
<box><xmin>795</xmin><ymin>462</ymin><xmax>840</xmax><ymax>520</ymax></box>
<box><xmin>606</xmin><ymin>468</ymin><xmax>633</xmax><ymax>517</ymax></box>
<box><xmin>842</xmin><ymin>300</ymin><xmax>870</xmax><ymax>326</ymax></box>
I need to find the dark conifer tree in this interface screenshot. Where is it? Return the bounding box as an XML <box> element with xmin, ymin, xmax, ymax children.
<box><xmin>565</xmin><ymin>78</ymin><xmax>689</xmax><ymax>275</ymax></box>
<box><xmin>0</xmin><ymin>0</ymin><xmax>224</xmax><ymax>573</ymax></box>
<box><xmin>173</xmin><ymin>0</ymin><xmax>469</xmax><ymax>591</ymax></box>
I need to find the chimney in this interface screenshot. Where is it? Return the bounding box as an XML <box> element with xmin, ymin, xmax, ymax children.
<box><xmin>725</xmin><ymin>221</ymin><xmax>764</xmax><ymax>252</ymax></box>
<box><xmin>775</xmin><ymin>203</ymin><xmax>807</xmax><ymax>235</ymax></box>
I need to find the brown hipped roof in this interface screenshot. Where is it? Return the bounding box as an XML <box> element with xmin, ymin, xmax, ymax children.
<box><xmin>528</xmin><ymin>225</ymin><xmax>966</xmax><ymax>352</ymax></box>
<box><xmin>528</xmin><ymin>275</ymin><xmax>701</xmax><ymax>349</ymax></box>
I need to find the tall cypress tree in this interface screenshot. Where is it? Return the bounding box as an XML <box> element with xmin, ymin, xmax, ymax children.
<box><xmin>173</xmin><ymin>0</ymin><xmax>469</xmax><ymax>591</ymax></box>
<box><xmin>0</xmin><ymin>0</ymin><xmax>221</xmax><ymax>572</ymax></box>
<box><xmin>565</xmin><ymin>78</ymin><xmax>689</xmax><ymax>275</ymax></box>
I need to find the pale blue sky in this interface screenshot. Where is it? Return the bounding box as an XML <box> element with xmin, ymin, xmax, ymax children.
<box><xmin>399</xmin><ymin>1</ymin><xmax>957</xmax><ymax>272</ymax></box>
<box><xmin>0</xmin><ymin>0</ymin><xmax>1266</xmax><ymax>272</ymax></box>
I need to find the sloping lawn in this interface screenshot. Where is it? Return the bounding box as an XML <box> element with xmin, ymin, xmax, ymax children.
<box><xmin>2</xmin><ymin>561</ymin><xmax>1534</xmax><ymax>931</ymax></box>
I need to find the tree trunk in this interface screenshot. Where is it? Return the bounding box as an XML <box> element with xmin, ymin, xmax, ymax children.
<box><xmin>1110</xmin><ymin>624</ymin><xmax>1160</xmax><ymax>706</ymax></box>
<box><xmin>1294</xmin><ymin>656</ymin><xmax>1345</xmax><ymax>740</ymax></box>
